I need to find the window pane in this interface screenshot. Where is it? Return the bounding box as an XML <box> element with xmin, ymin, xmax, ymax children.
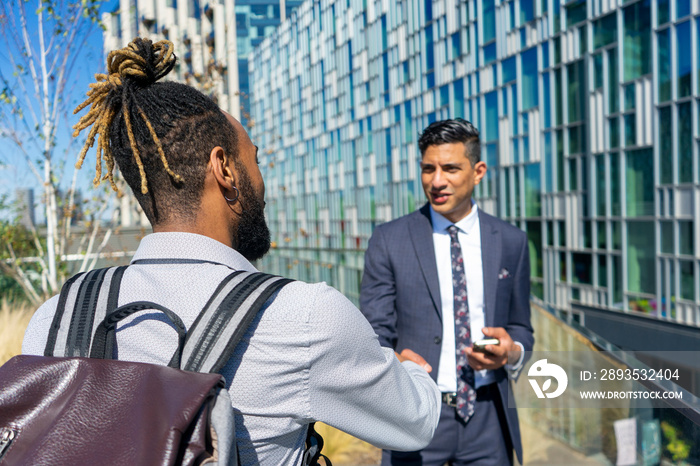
<box><xmin>659</xmin><ymin>106</ymin><xmax>673</xmax><ymax>184</ymax></box>
<box><xmin>623</xmin><ymin>0</ymin><xmax>651</xmax><ymax>81</ymax></box>
<box><xmin>557</xmin><ymin>130</ymin><xmax>565</xmax><ymax>191</ymax></box>
<box><xmin>657</xmin><ymin>0</ymin><xmax>670</xmax><ymax>25</ymax></box>
<box><xmin>598</xmin><ymin>221</ymin><xmax>606</xmax><ymax>249</ymax></box>
<box><xmin>624</xmin><ymin>83</ymin><xmax>636</xmax><ymax>111</ymax></box>
<box><xmin>679</xmin><ymin>220</ymin><xmax>694</xmax><ymax>255</ymax></box>
<box><xmin>484</xmin><ymin>91</ymin><xmax>498</xmax><ymax>142</ymax></box>
<box><xmin>613</xmin><ymin>255</ymin><xmax>622</xmax><ymax>304</ymax></box>
<box><xmin>593</xmin><ymin>53</ymin><xmax>603</xmax><ymax>90</ymax></box>
<box><xmin>661</xmin><ymin>221</ymin><xmax>673</xmax><ymax>253</ymax></box>
<box><xmin>626</xmin><ymin>148</ymin><xmax>654</xmax><ymax>216</ymax></box>
<box><xmin>522</xmin><ymin>48</ymin><xmax>538</xmax><ymax>110</ymax></box>
<box><xmin>527</xmin><ymin>221</ymin><xmax>542</xmax><ymax>277</ymax></box>
<box><xmin>680</xmin><ymin>261</ymin><xmax>694</xmax><ymax>300</ymax></box>
<box><xmin>608</xmin><ymin>48</ymin><xmax>619</xmax><ymax>113</ymax></box>
<box><xmin>555</xmin><ymin>69</ymin><xmax>563</xmax><ymax>126</ymax></box>
<box><xmin>520</xmin><ymin>0</ymin><xmax>535</xmax><ymax>24</ymax></box>
<box><xmin>609</xmin><ymin>116</ymin><xmax>620</xmax><ymax>148</ymax></box>
<box><xmin>679</xmin><ymin>102</ymin><xmax>692</xmax><ymax>183</ymax></box>
<box><xmin>627</xmin><ymin>221</ymin><xmax>656</xmax><ymax>294</ymax></box>
<box><xmin>568</xmin><ymin>60</ymin><xmax>585</xmax><ymax>122</ymax></box>
<box><xmin>677</xmin><ymin>21</ymin><xmax>692</xmax><ymax>98</ymax></box>
<box><xmin>559</xmin><ymin>221</ymin><xmax>566</xmax><ymax>247</ymax></box>
<box><xmin>543</xmin><ymin>74</ymin><xmax>552</xmax><ymax>129</ymax></box>
<box><xmin>625</xmin><ymin>113</ymin><xmax>636</xmax><ymax>147</ymax></box>
<box><xmin>657</xmin><ymin>29</ymin><xmax>671</xmax><ymax>102</ymax></box>
<box><xmin>598</xmin><ymin>254</ymin><xmax>608</xmax><ymax>287</ymax></box>
<box><xmin>611</xmin><ymin>155</ymin><xmax>621</xmax><ymax>216</ymax></box>
<box><xmin>676</xmin><ymin>0</ymin><xmax>690</xmax><ymax>19</ymax></box>
<box><xmin>594</xmin><ymin>13</ymin><xmax>617</xmax><ymax>49</ymax></box>
<box><xmin>596</xmin><ymin>154</ymin><xmax>606</xmax><ymax>216</ymax></box>
<box><xmin>502</xmin><ymin>56</ymin><xmax>516</xmax><ymax>83</ymax></box>
<box><xmin>525</xmin><ymin>164</ymin><xmax>541</xmax><ymax>217</ymax></box>
<box><xmin>482</xmin><ymin>0</ymin><xmax>496</xmax><ymax>42</ymax></box>
<box><xmin>573</xmin><ymin>253</ymin><xmax>593</xmax><ymax>284</ymax></box>
<box><xmin>566</xmin><ymin>0</ymin><xmax>587</xmax><ymax>27</ymax></box>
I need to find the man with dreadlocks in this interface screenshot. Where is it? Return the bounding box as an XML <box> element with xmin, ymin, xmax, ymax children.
<box><xmin>22</xmin><ymin>38</ymin><xmax>440</xmax><ymax>464</ymax></box>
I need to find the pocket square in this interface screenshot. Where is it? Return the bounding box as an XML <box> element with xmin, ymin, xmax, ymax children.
<box><xmin>498</xmin><ymin>268</ymin><xmax>510</xmax><ymax>279</ymax></box>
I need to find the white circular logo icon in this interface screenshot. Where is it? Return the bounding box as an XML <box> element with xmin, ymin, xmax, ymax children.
<box><xmin>528</xmin><ymin>359</ymin><xmax>568</xmax><ymax>399</ymax></box>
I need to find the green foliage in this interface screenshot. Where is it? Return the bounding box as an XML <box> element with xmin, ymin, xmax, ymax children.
<box><xmin>661</xmin><ymin>421</ymin><xmax>691</xmax><ymax>463</ymax></box>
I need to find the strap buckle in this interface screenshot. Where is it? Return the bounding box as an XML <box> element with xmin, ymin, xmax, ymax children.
<box><xmin>441</xmin><ymin>392</ymin><xmax>457</xmax><ymax>407</ymax></box>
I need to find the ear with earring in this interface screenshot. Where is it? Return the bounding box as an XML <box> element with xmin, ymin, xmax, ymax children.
<box><xmin>224</xmin><ymin>185</ymin><xmax>240</xmax><ymax>203</ymax></box>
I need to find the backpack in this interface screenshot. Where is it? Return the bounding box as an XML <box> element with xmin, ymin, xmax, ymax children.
<box><xmin>0</xmin><ymin>264</ymin><xmax>330</xmax><ymax>465</ymax></box>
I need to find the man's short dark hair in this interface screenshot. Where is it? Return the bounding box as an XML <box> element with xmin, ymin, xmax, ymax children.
<box><xmin>418</xmin><ymin>118</ymin><xmax>481</xmax><ymax>166</ymax></box>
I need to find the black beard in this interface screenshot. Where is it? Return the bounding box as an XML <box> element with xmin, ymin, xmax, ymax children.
<box><xmin>234</xmin><ymin>167</ymin><xmax>271</xmax><ymax>262</ymax></box>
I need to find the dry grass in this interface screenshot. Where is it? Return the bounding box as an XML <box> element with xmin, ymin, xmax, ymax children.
<box><xmin>0</xmin><ymin>298</ymin><xmax>35</xmax><ymax>365</ymax></box>
<box><xmin>314</xmin><ymin>423</ymin><xmax>381</xmax><ymax>466</ymax></box>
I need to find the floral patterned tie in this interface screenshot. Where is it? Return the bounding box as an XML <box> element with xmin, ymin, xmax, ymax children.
<box><xmin>448</xmin><ymin>225</ymin><xmax>476</xmax><ymax>422</ymax></box>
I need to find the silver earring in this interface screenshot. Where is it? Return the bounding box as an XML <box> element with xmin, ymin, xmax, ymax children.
<box><xmin>224</xmin><ymin>185</ymin><xmax>239</xmax><ymax>203</ymax></box>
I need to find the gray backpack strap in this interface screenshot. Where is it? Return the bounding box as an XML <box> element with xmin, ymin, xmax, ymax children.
<box><xmin>182</xmin><ymin>272</ymin><xmax>293</xmax><ymax>374</ymax></box>
<box><xmin>44</xmin><ymin>266</ymin><xmax>127</xmax><ymax>357</ymax></box>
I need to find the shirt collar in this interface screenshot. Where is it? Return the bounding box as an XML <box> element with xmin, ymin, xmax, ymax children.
<box><xmin>429</xmin><ymin>201</ymin><xmax>479</xmax><ymax>235</ymax></box>
<box><xmin>131</xmin><ymin>232</ymin><xmax>259</xmax><ymax>272</ymax></box>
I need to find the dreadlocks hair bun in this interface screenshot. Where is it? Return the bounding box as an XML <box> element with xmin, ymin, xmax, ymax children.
<box><xmin>72</xmin><ymin>38</ymin><xmax>181</xmax><ymax>195</ymax></box>
<box><xmin>108</xmin><ymin>38</ymin><xmax>176</xmax><ymax>86</ymax></box>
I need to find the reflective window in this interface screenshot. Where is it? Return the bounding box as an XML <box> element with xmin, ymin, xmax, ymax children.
<box><xmin>626</xmin><ymin>148</ymin><xmax>654</xmax><ymax>216</ymax></box>
<box><xmin>608</xmin><ymin>48</ymin><xmax>619</xmax><ymax>113</ymax></box>
<box><xmin>502</xmin><ymin>56</ymin><xmax>516</xmax><ymax>83</ymax></box>
<box><xmin>594</xmin><ymin>13</ymin><xmax>616</xmax><ymax>49</ymax></box>
<box><xmin>609</xmin><ymin>116</ymin><xmax>620</xmax><ymax>149</ymax></box>
<box><xmin>597</xmin><ymin>221</ymin><xmax>607</xmax><ymax>248</ymax></box>
<box><xmin>677</xmin><ymin>21</ymin><xmax>692</xmax><ymax>98</ymax></box>
<box><xmin>483</xmin><ymin>0</ymin><xmax>496</xmax><ymax>42</ymax></box>
<box><xmin>623</xmin><ymin>0</ymin><xmax>651</xmax><ymax>81</ymax></box>
<box><xmin>680</xmin><ymin>261</ymin><xmax>695</xmax><ymax>300</ymax></box>
<box><xmin>678</xmin><ymin>102</ymin><xmax>692</xmax><ymax>183</ymax></box>
<box><xmin>521</xmin><ymin>0</ymin><xmax>535</xmax><ymax>24</ymax></box>
<box><xmin>522</xmin><ymin>47</ymin><xmax>538</xmax><ymax>110</ymax></box>
<box><xmin>452</xmin><ymin>32</ymin><xmax>461</xmax><ymax>59</ymax></box>
<box><xmin>657</xmin><ymin>29</ymin><xmax>671</xmax><ymax>102</ymax></box>
<box><xmin>624</xmin><ymin>83</ymin><xmax>635</xmax><ymax>111</ymax></box>
<box><xmin>525</xmin><ymin>163</ymin><xmax>541</xmax><ymax>217</ymax></box>
<box><xmin>610</xmin><ymin>154</ymin><xmax>621</xmax><ymax>216</ymax></box>
<box><xmin>543</xmin><ymin>74</ymin><xmax>552</xmax><ymax>128</ymax></box>
<box><xmin>657</xmin><ymin>0</ymin><xmax>670</xmax><ymax>25</ymax></box>
<box><xmin>659</xmin><ymin>106</ymin><xmax>673</xmax><ymax>184</ymax></box>
<box><xmin>484</xmin><ymin>42</ymin><xmax>497</xmax><ymax>64</ymax></box>
<box><xmin>676</xmin><ymin>0</ymin><xmax>690</xmax><ymax>19</ymax></box>
<box><xmin>572</xmin><ymin>253</ymin><xmax>593</xmax><ymax>284</ymax></box>
<box><xmin>425</xmin><ymin>25</ymin><xmax>434</xmax><ymax>70</ymax></box>
<box><xmin>627</xmin><ymin>221</ymin><xmax>656</xmax><ymax>294</ymax></box>
<box><xmin>661</xmin><ymin>221</ymin><xmax>673</xmax><ymax>253</ymax></box>
<box><xmin>454</xmin><ymin>79</ymin><xmax>465</xmax><ymax>118</ymax></box>
<box><xmin>596</xmin><ymin>155</ymin><xmax>606</xmax><ymax>216</ymax></box>
<box><xmin>624</xmin><ymin>114</ymin><xmax>636</xmax><ymax>147</ymax></box>
<box><xmin>679</xmin><ymin>220</ymin><xmax>694</xmax><ymax>255</ymax></box>
<box><xmin>555</xmin><ymin>69</ymin><xmax>563</xmax><ymax>126</ymax></box>
<box><xmin>598</xmin><ymin>254</ymin><xmax>608</xmax><ymax>286</ymax></box>
<box><xmin>593</xmin><ymin>53</ymin><xmax>603</xmax><ymax>90</ymax></box>
<box><xmin>527</xmin><ymin>221</ymin><xmax>543</xmax><ymax>277</ymax></box>
<box><xmin>484</xmin><ymin>91</ymin><xmax>498</xmax><ymax>142</ymax></box>
<box><xmin>566</xmin><ymin>0</ymin><xmax>587</xmax><ymax>27</ymax></box>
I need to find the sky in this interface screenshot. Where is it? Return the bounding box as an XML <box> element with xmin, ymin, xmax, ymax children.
<box><xmin>0</xmin><ymin>0</ymin><xmax>120</xmax><ymax>220</ymax></box>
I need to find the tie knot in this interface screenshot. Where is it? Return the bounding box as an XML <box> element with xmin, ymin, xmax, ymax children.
<box><xmin>447</xmin><ymin>225</ymin><xmax>459</xmax><ymax>239</ymax></box>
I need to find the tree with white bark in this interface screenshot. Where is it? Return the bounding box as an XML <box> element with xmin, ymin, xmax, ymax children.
<box><xmin>0</xmin><ymin>0</ymin><xmax>122</xmax><ymax>306</ymax></box>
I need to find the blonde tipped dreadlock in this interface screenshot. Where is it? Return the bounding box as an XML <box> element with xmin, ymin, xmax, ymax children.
<box><xmin>73</xmin><ymin>38</ymin><xmax>181</xmax><ymax>194</ymax></box>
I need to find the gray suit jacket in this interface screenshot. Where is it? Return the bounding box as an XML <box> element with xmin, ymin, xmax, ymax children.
<box><xmin>360</xmin><ymin>203</ymin><xmax>534</xmax><ymax>463</ymax></box>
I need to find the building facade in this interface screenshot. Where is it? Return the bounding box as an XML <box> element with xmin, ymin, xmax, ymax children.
<box><xmin>249</xmin><ymin>0</ymin><xmax>700</xmax><ymax>327</ymax></box>
<box><xmin>103</xmin><ymin>0</ymin><xmax>301</xmax><ymax>122</ymax></box>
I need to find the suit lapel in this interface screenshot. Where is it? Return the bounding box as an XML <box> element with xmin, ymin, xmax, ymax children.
<box><xmin>409</xmin><ymin>204</ymin><xmax>443</xmax><ymax>322</ymax></box>
<box><xmin>479</xmin><ymin>210</ymin><xmax>500</xmax><ymax>327</ymax></box>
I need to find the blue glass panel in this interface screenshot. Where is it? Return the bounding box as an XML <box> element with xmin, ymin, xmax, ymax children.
<box><xmin>676</xmin><ymin>0</ymin><xmax>690</xmax><ymax>19</ymax></box>
<box><xmin>544</xmin><ymin>132</ymin><xmax>552</xmax><ymax>192</ymax></box>
<box><xmin>677</xmin><ymin>21</ymin><xmax>692</xmax><ymax>98</ymax></box>
<box><xmin>502</xmin><ymin>56</ymin><xmax>516</xmax><ymax>83</ymax></box>
<box><xmin>454</xmin><ymin>79</ymin><xmax>465</xmax><ymax>118</ymax></box>
<box><xmin>520</xmin><ymin>0</ymin><xmax>535</xmax><ymax>24</ymax></box>
<box><xmin>657</xmin><ymin>29</ymin><xmax>671</xmax><ymax>102</ymax></box>
<box><xmin>483</xmin><ymin>0</ymin><xmax>496</xmax><ymax>42</ymax></box>
<box><xmin>657</xmin><ymin>0</ymin><xmax>670</xmax><ymax>24</ymax></box>
<box><xmin>522</xmin><ymin>47</ymin><xmax>538</xmax><ymax>110</ymax></box>
<box><xmin>543</xmin><ymin>74</ymin><xmax>551</xmax><ymax>128</ymax></box>
<box><xmin>623</xmin><ymin>0</ymin><xmax>651</xmax><ymax>81</ymax></box>
<box><xmin>484</xmin><ymin>91</ymin><xmax>499</xmax><ymax>142</ymax></box>
<box><xmin>542</xmin><ymin>42</ymin><xmax>549</xmax><ymax>69</ymax></box>
<box><xmin>678</xmin><ymin>102</ymin><xmax>692</xmax><ymax>183</ymax></box>
<box><xmin>484</xmin><ymin>43</ymin><xmax>497</xmax><ymax>65</ymax></box>
<box><xmin>425</xmin><ymin>25</ymin><xmax>434</xmax><ymax>70</ymax></box>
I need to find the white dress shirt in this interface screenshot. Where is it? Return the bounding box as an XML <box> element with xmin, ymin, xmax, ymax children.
<box><xmin>23</xmin><ymin>232</ymin><xmax>441</xmax><ymax>466</ymax></box>
<box><xmin>432</xmin><ymin>204</ymin><xmax>497</xmax><ymax>392</ymax></box>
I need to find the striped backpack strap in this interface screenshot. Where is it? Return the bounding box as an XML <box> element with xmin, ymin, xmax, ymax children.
<box><xmin>44</xmin><ymin>266</ymin><xmax>128</xmax><ymax>357</ymax></box>
<box><xmin>182</xmin><ymin>271</ymin><xmax>292</xmax><ymax>374</ymax></box>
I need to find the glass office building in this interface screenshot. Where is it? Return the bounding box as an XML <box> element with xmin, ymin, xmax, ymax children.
<box><xmin>249</xmin><ymin>0</ymin><xmax>699</xmax><ymax>327</ymax></box>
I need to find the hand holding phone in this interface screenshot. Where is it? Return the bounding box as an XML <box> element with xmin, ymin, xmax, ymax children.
<box><xmin>472</xmin><ymin>338</ymin><xmax>500</xmax><ymax>353</ymax></box>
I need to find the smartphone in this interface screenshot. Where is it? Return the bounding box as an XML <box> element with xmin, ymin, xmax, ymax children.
<box><xmin>472</xmin><ymin>338</ymin><xmax>500</xmax><ymax>353</ymax></box>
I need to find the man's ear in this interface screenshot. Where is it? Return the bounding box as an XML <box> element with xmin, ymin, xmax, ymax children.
<box><xmin>473</xmin><ymin>161</ymin><xmax>488</xmax><ymax>185</ymax></box>
<box><xmin>210</xmin><ymin>146</ymin><xmax>236</xmax><ymax>190</ymax></box>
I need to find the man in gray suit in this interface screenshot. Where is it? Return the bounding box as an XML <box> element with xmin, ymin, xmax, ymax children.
<box><xmin>360</xmin><ymin>118</ymin><xmax>534</xmax><ymax>465</ymax></box>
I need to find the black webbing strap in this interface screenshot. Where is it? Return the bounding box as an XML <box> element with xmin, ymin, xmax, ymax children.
<box><xmin>44</xmin><ymin>272</ymin><xmax>85</xmax><ymax>356</ymax></box>
<box><xmin>184</xmin><ymin>273</ymin><xmax>292</xmax><ymax>374</ymax></box>
<box><xmin>44</xmin><ymin>266</ymin><xmax>127</xmax><ymax>357</ymax></box>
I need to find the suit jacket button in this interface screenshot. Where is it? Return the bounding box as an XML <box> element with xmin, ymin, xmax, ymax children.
<box><xmin>434</xmin><ymin>336</ymin><xmax>442</xmax><ymax>344</ymax></box>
